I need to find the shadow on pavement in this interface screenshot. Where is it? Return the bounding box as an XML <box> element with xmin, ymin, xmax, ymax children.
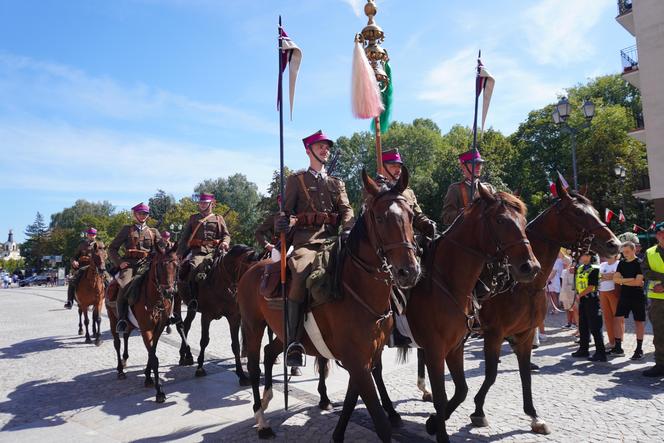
<box><xmin>0</xmin><ymin>336</ymin><xmax>77</xmax><ymax>360</ymax></box>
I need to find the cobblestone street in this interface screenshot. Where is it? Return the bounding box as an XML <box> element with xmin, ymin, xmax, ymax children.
<box><xmin>1</xmin><ymin>286</ymin><xmax>663</xmax><ymax>442</ymax></box>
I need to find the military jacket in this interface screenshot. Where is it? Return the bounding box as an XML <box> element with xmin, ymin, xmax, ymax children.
<box><xmin>109</xmin><ymin>224</ymin><xmax>160</xmax><ymax>266</ymax></box>
<box><xmin>441</xmin><ymin>180</ymin><xmax>496</xmax><ymax>226</ymax></box>
<box><xmin>176</xmin><ymin>212</ymin><xmax>231</xmax><ymax>257</ymax></box>
<box><xmin>284</xmin><ymin>169</ymin><xmax>354</xmax><ymax>248</ymax></box>
<box><xmin>255</xmin><ymin>213</ymin><xmax>277</xmax><ymax>248</ymax></box>
<box><xmin>401</xmin><ymin>188</ymin><xmax>435</xmax><ymax>235</ymax></box>
<box><xmin>72</xmin><ymin>239</ymin><xmax>105</xmax><ymax>264</ymax></box>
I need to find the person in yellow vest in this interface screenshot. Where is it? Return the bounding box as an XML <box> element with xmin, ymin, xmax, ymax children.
<box><xmin>641</xmin><ymin>222</ymin><xmax>664</xmax><ymax>377</ymax></box>
<box><xmin>571</xmin><ymin>252</ymin><xmax>606</xmax><ymax>362</ymax></box>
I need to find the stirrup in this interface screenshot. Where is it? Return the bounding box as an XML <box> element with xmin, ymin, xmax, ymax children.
<box><xmin>286</xmin><ymin>342</ymin><xmax>306</xmax><ymax>367</ymax></box>
<box><xmin>116</xmin><ymin>319</ymin><xmax>128</xmax><ymax>334</ymax></box>
<box><xmin>187</xmin><ymin>299</ymin><xmax>198</xmax><ymax>311</ymax></box>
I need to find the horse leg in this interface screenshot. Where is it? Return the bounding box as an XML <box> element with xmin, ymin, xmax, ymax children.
<box><xmin>245</xmin><ymin>322</ymin><xmax>273</xmax><ymax>439</ymax></box>
<box><xmin>143</xmin><ymin>332</ymin><xmax>155</xmax><ymax>388</ymax></box>
<box><xmin>424</xmin><ymin>352</ymin><xmax>450</xmax><ymax>443</ymax></box>
<box><xmin>417</xmin><ymin>348</ymin><xmax>433</xmax><ymax>402</ymax></box>
<box><xmin>443</xmin><ymin>344</ymin><xmax>468</xmax><ymax>420</ymax></box>
<box><xmin>332</xmin><ymin>379</ymin><xmax>359</xmax><ymax>442</ymax></box>
<box><xmin>317</xmin><ymin>357</ymin><xmax>333</xmax><ymax>410</ymax></box>
<box><xmin>261</xmin><ymin>337</ymin><xmax>281</xmax><ymax>414</ymax></box>
<box><xmin>77</xmin><ymin>307</ymin><xmax>83</xmax><ymax>335</ymax></box>
<box><xmin>470</xmin><ymin>333</ymin><xmax>503</xmax><ymax>427</ymax></box>
<box><xmin>348</xmin><ymin>367</ymin><xmax>391</xmax><ymax>443</ymax></box>
<box><xmin>178</xmin><ymin>308</ymin><xmax>196</xmax><ymax>366</ymax></box>
<box><xmin>513</xmin><ymin>331</ymin><xmax>550</xmax><ymax>435</ymax></box>
<box><xmin>84</xmin><ymin>309</ymin><xmax>92</xmax><ymax>343</ymax></box>
<box><xmin>95</xmin><ymin>307</ymin><xmax>102</xmax><ymax>346</ymax></box>
<box><xmin>113</xmin><ymin>333</ymin><xmax>126</xmax><ymax>379</ymax></box>
<box><xmin>229</xmin><ymin>314</ymin><xmax>250</xmax><ymax>386</ymax></box>
<box><xmin>151</xmin><ymin>331</ymin><xmax>166</xmax><ymax>403</ymax></box>
<box><xmin>372</xmin><ymin>354</ymin><xmax>402</xmax><ymax>427</ymax></box>
<box><xmin>122</xmin><ymin>333</ymin><xmax>129</xmax><ymax>368</ymax></box>
<box><xmin>195</xmin><ymin>314</ymin><xmax>212</xmax><ymax>377</ymax></box>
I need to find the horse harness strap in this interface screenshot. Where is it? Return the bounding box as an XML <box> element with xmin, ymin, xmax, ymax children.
<box><xmin>430</xmin><ymin>268</ymin><xmax>476</xmax><ymax>333</ymax></box>
<box><xmin>187</xmin><ymin>213</ymin><xmax>217</xmax><ymax>248</ymax></box>
<box><xmin>342</xmin><ymin>280</ymin><xmax>392</xmax><ymax>325</ymax></box>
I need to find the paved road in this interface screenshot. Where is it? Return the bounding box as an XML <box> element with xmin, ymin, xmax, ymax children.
<box><xmin>1</xmin><ymin>286</ymin><xmax>663</xmax><ymax>442</ymax></box>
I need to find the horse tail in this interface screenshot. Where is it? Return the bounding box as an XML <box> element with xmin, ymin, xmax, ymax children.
<box><xmin>396</xmin><ymin>347</ymin><xmax>411</xmax><ymax>364</ymax></box>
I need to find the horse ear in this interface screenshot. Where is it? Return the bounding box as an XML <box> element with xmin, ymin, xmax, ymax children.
<box><xmin>513</xmin><ymin>188</ymin><xmax>521</xmax><ymax>198</ymax></box>
<box><xmin>362</xmin><ymin>168</ymin><xmax>381</xmax><ymax>196</ymax></box>
<box><xmin>392</xmin><ymin>165</ymin><xmax>409</xmax><ymax>194</ymax></box>
<box><xmin>478</xmin><ymin>182</ymin><xmax>495</xmax><ymax>202</ymax></box>
<box><xmin>556</xmin><ymin>177</ymin><xmax>569</xmax><ymax>200</ymax></box>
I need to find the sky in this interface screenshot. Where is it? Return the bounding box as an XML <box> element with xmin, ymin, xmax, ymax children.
<box><xmin>0</xmin><ymin>0</ymin><xmax>634</xmax><ymax>242</ymax></box>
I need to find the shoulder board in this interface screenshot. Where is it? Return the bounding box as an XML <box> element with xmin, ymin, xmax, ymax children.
<box><xmin>292</xmin><ymin>169</ymin><xmax>307</xmax><ymax>176</ymax></box>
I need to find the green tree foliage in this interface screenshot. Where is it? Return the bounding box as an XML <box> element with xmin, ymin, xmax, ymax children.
<box><xmin>148</xmin><ymin>189</ymin><xmax>176</xmax><ymax>227</ymax></box>
<box><xmin>50</xmin><ymin>200</ymin><xmax>114</xmax><ymax>229</ymax></box>
<box><xmin>22</xmin><ymin>212</ymin><xmax>49</xmax><ymax>271</ymax></box>
<box><xmin>257</xmin><ymin>168</ymin><xmax>293</xmax><ymax>220</ymax></box>
<box><xmin>0</xmin><ymin>258</ymin><xmax>25</xmax><ymax>274</ymax></box>
<box><xmin>161</xmin><ymin>197</ymin><xmax>240</xmax><ymax>248</ymax></box>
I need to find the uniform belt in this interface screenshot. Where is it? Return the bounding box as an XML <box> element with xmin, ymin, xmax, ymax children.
<box><xmin>124</xmin><ymin>249</ymin><xmax>149</xmax><ymax>259</ymax></box>
<box><xmin>189</xmin><ymin>239</ymin><xmax>221</xmax><ymax>248</ymax></box>
<box><xmin>294</xmin><ymin>211</ymin><xmax>339</xmax><ymax>227</ymax></box>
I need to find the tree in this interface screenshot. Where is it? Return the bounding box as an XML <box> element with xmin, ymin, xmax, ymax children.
<box><xmin>22</xmin><ymin>212</ymin><xmax>49</xmax><ymax>271</ymax></box>
<box><xmin>50</xmin><ymin>200</ymin><xmax>114</xmax><ymax>229</ymax></box>
<box><xmin>162</xmin><ymin>197</ymin><xmax>240</xmax><ymax>247</ymax></box>
<box><xmin>149</xmin><ymin>189</ymin><xmax>176</xmax><ymax>227</ymax></box>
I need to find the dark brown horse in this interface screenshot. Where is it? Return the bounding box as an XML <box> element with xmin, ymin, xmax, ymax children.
<box><xmin>177</xmin><ymin>244</ymin><xmax>260</xmax><ymax>385</ymax></box>
<box><xmin>446</xmin><ymin>180</ymin><xmax>620</xmax><ymax>433</ymax></box>
<box><xmin>105</xmin><ymin>245</ymin><xmax>179</xmax><ymax>403</ymax></box>
<box><xmin>237</xmin><ymin>169</ymin><xmax>420</xmax><ymax>442</ymax></box>
<box><xmin>405</xmin><ymin>185</ymin><xmax>540</xmax><ymax>443</ymax></box>
<box><xmin>74</xmin><ymin>243</ymin><xmax>107</xmax><ymax>346</ymax></box>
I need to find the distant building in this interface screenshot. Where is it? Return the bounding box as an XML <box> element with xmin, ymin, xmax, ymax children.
<box><xmin>1</xmin><ymin>230</ymin><xmax>22</xmax><ymax>261</ymax></box>
<box><xmin>616</xmin><ymin>0</ymin><xmax>664</xmax><ymax>218</ymax></box>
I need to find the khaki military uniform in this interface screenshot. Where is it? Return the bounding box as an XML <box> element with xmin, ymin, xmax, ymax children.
<box><xmin>69</xmin><ymin>239</ymin><xmax>105</xmax><ymax>294</ymax></box>
<box><xmin>284</xmin><ymin>168</ymin><xmax>354</xmax><ymax>302</ymax></box>
<box><xmin>255</xmin><ymin>213</ymin><xmax>277</xmax><ymax>250</ymax></box>
<box><xmin>177</xmin><ymin>212</ymin><xmax>231</xmax><ymax>273</ymax></box>
<box><xmin>441</xmin><ymin>180</ymin><xmax>496</xmax><ymax>227</ymax></box>
<box><xmin>109</xmin><ymin>224</ymin><xmax>160</xmax><ymax>288</ymax></box>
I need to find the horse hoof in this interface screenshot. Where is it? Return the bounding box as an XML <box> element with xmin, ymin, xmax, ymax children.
<box><xmin>531</xmin><ymin>419</ymin><xmax>551</xmax><ymax>435</ymax></box>
<box><xmin>145</xmin><ymin>379</ymin><xmax>154</xmax><ymax>388</ymax></box>
<box><xmin>470</xmin><ymin>414</ymin><xmax>489</xmax><ymax>427</ymax></box>
<box><xmin>257</xmin><ymin>427</ymin><xmax>276</xmax><ymax>439</ymax></box>
<box><xmin>389</xmin><ymin>412</ymin><xmax>403</xmax><ymax>428</ymax></box>
<box><xmin>425</xmin><ymin>415</ymin><xmax>437</xmax><ymax>435</ymax></box>
<box><xmin>122</xmin><ymin>359</ymin><xmax>128</xmax><ymax>369</ymax></box>
<box><xmin>117</xmin><ymin>372</ymin><xmax>126</xmax><ymax>380</ymax></box>
<box><xmin>78</xmin><ymin>329</ymin><xmax>83</xmax><ymax>336</ymax></box>
<box><xmin>195</xmin><ymin>368</ymin><xmax>207</xmax><ymax>377</ymax></box>
<box><xmin>318</xmin><ymin>400</ymin><xmax>333</xmax><ymax>411</ymax></box>
<box><xmin>156</xmin><ymin>393</ymin><xmax>166</xmax><ymax>403</ymax></box>
<box><xmin>422</xmin><ymin>392</ymin><xmax>433</xmax><ymax>402</ymax></box>
<box><xmin>238</xmin><ymin>376</ymin><xmax>251</xmax><ymax>387</ymax></box>
<box><xmin>95</xmin><ymin>339</ymin><xmax>102</xmax><ymax>347</ymax></box>
<box><xmin>290</xmin><ymin>367</ymin><xmax>302</xmax><ymax>376</ymax></box>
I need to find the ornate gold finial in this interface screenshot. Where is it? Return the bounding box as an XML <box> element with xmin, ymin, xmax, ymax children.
<box><xmin>358</xmin><ymin>0</ymin><xmax>389</xmax><ymax>90</ymax></box>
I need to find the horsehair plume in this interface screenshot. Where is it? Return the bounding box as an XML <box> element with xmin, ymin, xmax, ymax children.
<box><xmin>351</xmin><ymin>40</ymin><xmax>384</xmax><ymax>119</ymax></box>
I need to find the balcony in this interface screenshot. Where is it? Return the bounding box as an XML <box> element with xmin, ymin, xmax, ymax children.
<box><xmin>621</xmin><ymin>45</ymin><xmax>640</xmax><ymax>88</ymax></box>
<box><xmin>616</xmin><ymin>0</ymin><xmax>635</xmax><ymax>36</ymax></box>
<box><xmin>628</xmin><ymin>111</ymin><xmax>646</xmax><ymax>143</ymax></box>
<box><xmin>632</xmin><ymin>173</ymin><xmax>651</xmax><ymax>200</ymax></box>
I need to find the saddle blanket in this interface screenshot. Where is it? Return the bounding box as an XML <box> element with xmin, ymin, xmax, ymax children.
<box><xmin>303</xmin><ymin>312</ymin><xmax>336</xmax><ymax>360</ymax></box>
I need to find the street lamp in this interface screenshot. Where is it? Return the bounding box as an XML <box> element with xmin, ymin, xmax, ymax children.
<box><xmin>169</xmin><ymin>223</ymin><xmax>183</xmax><ymax>242</ymax></box>
<box><xmin>552</xmin><ymin>97</ymin><xmax>595</xmax><ymax>190</ymax></box>
<box><xmin>614</xmin><ymin>164</ymin><xmax>628</xmax><ymax>221</ymax></box>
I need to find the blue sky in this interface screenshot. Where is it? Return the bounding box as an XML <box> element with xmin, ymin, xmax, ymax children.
<box><xmin>0</xmin><ymin>0</ymin><xmax>634</xmax><ymax>242</ymax></box>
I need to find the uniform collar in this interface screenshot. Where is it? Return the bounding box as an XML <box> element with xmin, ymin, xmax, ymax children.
<box><xmin>308</xmin><ymin>167</ymin><xmax>327</xmax><ymax>179</ymax></box>
<box><xmin>134</xmin><ymin>223</ymin><xmax>147</xmax><ymax>231</ymax></box>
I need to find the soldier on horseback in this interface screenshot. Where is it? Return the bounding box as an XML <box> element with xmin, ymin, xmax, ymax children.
<box><xmin>65</xmin><ymin>227</ymin><xmax>106</xmax><ymax>309</ymax></box>
<box><xmin>176</xmin><ymin>192</ymin><xmax>231</xmax><ymax>311</ymax></box>
<box><xmin>274</xmin><ymin>130</ymin><xmax>354</xmax><ymax>367</ymax></box>
<box><xmin>109</xmin><ymin>203</ymin><xmax>161</xmax><ymax>334</ymax></box>
<box><xmin>161</xmin><ymin>231</ymin><xmax>174</xmax><ymax>249</ymax></box>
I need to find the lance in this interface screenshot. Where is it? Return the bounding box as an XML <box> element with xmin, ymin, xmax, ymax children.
<box><xmin>470</xmin><ymin>50</ymin><xmax>481</xmax><ymax>201</ymax></box>
<box><xmin>277</xmin><ymin>15</ymin><xmax>289</xmax><ymax>411</ymax></box>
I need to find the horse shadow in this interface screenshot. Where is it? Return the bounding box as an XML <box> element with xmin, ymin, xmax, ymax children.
<box><xmin>594</xmin><ymin>366</ymin><xmax>664</xmax><ymax>401</ymax></box>
<box><xmin>0</xmin><ymin>336</ymin><xmax>77</xmax><ymax>360</ymax></box>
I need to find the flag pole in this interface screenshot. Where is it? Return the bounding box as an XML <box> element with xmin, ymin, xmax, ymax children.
<box><xmin>470</xmin><ymin>49</ymin><xmax>481</xmax><ymax>201</ymax></box>
<box><xmin>277</xmin><ymin>15</ymin><xmax>289</xmax><ymax>411</ymax></box>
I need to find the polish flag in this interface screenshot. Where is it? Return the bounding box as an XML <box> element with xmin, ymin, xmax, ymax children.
<box><xmin>605</xmin><ymin>208</ymin><xmax>615</xmax><ymax>224</ymax></box>
<box><xmin>548</xmin><ymin>180</ymin><xmax>558</xmax><ymax>198</ymax></box>
<box><xmin>651</xmin><ymin>220</ymin><xmax>657</xmax><ymax>230</ymax></box>
<box><xmin>619</xmin><ymin>210</ymin><xmax>626</xmax><ymax>223</ymax></box>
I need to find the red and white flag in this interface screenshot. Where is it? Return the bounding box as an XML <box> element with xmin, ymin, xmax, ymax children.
<box><xmin>548</xmin><ymin>180</ymin><xmax>558</xmax><ymax>198</ymax></box>
<box><xmin>633</xmin><ymin>224</ymin><xmax>646</xmax><ymax>232</ymax></box>
<box><xmin>619</xmin><ymin>209</ymin><xmax>626</xmax><ymax>223</ymax></box>
<box><xmin>605</xmin><ymin>208</ymin><xmax>615</xmax><ymax>224</ymax></box>
<box><xmin>557</xmin><ymin>171</ymin><xmax>570</xmax><ymax>190</ymax></box>
<box><xmin>476</xmin><ymin>58</ymin><xmax>495</xmax><ymax>133</ymax></box>
<box><xmin>278</xmin><ymin>26</ymin><xmax>302</xmax><ymax>120</ymax></box>
<box><xmin>651</xmin><ymin>220</ymin><xmax>657</xmax><ymax>230</ymax></box>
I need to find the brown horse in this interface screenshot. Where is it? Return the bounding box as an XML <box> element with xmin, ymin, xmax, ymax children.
<box><xmin>74</xmin><ymin>243</ymin><xmax>107</xmax><ymax>346</ymax></box>
<box><xmin>448</xmin><ymin>180</ymin><xmax>620</xmax><ymax>433</ymax></box>
<box><xmin>177</xmin><ymin>244</ymin><xmax>260</xmax><ymax>385</ymax></box>
<box><xmin>405</xmin><ymin>185</ymin><xmax>540</xmax><ymax>443</ymax></box>
<box><xmin>237</xmin><ymin>169</ymin><xmax>420</xmax><ymax>442</ymax></box>
<box><xmin>105</xmin><ymin>245</ymin><xmax>179</xmax><ymax>403</ymax></box>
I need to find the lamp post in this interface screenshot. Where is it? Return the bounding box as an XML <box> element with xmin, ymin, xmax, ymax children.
<box><xmin>552</xmin><ymin>97</ymin><xmax>595</xmax><ymax>190</ymax></box>
<box><xmin>614</xmin><ymin>164</ymin><xmax>627</xmax><ymax>210</ymax></box>
<box><xmin>169</xmin><ymin>223</ymin><xmax>183</xmax><ymax>242</ymax></box>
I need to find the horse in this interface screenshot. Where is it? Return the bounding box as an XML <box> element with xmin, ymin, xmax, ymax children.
<box><xmin>442</xmin><ymin>180</ymin><xmax>620</xmax><ymax>434</ymax></box>
<box><xmin>177</xmin><ymin>244</ymin><xmax>261</xmax><ymax>385</ymax></box>
<box><xmin>74</xmin><ymin>243</ymin><xmax>107</xmax><ymax>346</ymax></box>
<box><xmin>403</xmin><ymin>185</ymin><xmax>541</xmax><ymax>443</ymax></box>
<box><xmin>104</xmin><ymin>244</ymin><xmax>179</xmax><ymax>403</ymax></box>
<box><xmin>237</xmin><ymin>168</ymin><xmax>420</xmax><ymax>442</ymax></box>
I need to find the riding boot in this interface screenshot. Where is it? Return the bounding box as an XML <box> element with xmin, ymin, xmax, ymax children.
<box><xmin>187</xmin><ymin>281</ymin><xmax>198</xmax><ymax>311</ymax></box>
<box><xmin>286</xmin><ymin>300</ymin><xmax>305</xmax><ymax>367</ymax></box>
<box><xmin>65</xmin><ymin>283</ymin><xmax>75</xmax><ymax>309</ymax></box>
<box><xmin>116</xmin><ymin>290</ymin><xmax>129</xmax><ymax>334</ymax></box>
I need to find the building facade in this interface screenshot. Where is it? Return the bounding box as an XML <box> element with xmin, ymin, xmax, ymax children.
<box><xmin>1</xmin><ymin>229</ymin><xmax>22</xmax><ymax>261</ymax></box>
<box><xmin>617</xmin><ymin>0</ymin><xmax>664</xmax><ymax>219</ymax></box>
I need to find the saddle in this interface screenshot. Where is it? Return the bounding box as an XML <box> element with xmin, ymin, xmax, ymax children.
<box><xmin>260</xmin><ymin>260</ymin><xmax>290</xmax><ymax>300</ymax></box>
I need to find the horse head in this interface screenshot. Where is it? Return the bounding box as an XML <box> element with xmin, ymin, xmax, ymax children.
<box><xmin>465</xmin><ymin>185</ymin><xmax>541</xmax><ymax>282</ymax></box>
<box><xmin>92</xmin><ymin>243</ymin><xmax>107</xmax><ymax>274</ymax></box>
<box><xmin>537</xmin><ymin>179</ymin><xmax>620</xmax><ymax>257</ymax></box>
<box><xmin>220</xmin><ymin>244</ymin><xmax>261</xmax><ymax>296</ymax></box>
<box><xmin>361</xmin><ymin>166</ymin><xmax>420</xmax><ymax>289</ymax></box>
<box><xmin>153</xmin><ymin>243</ymin><xmax>179</xmax><ymax>299</ymax></box>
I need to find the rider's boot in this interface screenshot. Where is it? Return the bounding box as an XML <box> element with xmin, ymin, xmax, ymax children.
<box><xmin>286</xmin><ymin>300</ymin><xmax>305</xmax><ymax>367</ymax></box>
<box><xmin>187</xmin><ymin>281</ymin><xmax>198</xmax><ymax>311</ymax></box>
<box><xmin>64</xmin><ymin>283</ymin><xmax>75</xmax><ymax>309</ymax></box>
<box><xmin>115</xmin><ymin>289</ymin><xmax>129</xmax><ymax>334</ymax></box>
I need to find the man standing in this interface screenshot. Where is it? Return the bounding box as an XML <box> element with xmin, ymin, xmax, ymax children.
<box><xmin>613</xmin><ymin>241</ymin><xmax>646</xmax><ymax>360</ymax></box>
<box><xmin>176</xmin><ymin>192</ymin><xmax>231</xmax><ymax>311</ymax></box>
<box><xmin>109</xmin><ymin>203</ymin><xmax>161</xmax><ymax>333</ymax></box>
<box><xmin>64</xmin><ymin>227</ymin><xmax>105</xmax><ymax>309</ymax></box>
<box><xmin>641</xmin><ymin>222</ymin><xmax>664</xmax><ymax>377</ymax></box>
<box><xmin>274</xmin><ymin>130</ymin><xmax>354</xmax><ymax>367</ymax></box>
<box><xmin>441</xmin><ymin>149</ymin><xmax>495</xmax><ymax>228</ymax></box>
<box><xmin>572</xmin><ymin>252</ymin><xmax>606</xmax><ymax>362</ymax></box>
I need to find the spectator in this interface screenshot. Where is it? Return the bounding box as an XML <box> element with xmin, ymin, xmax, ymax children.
<box><xmin>599</xmin><ymin>253</ymin><xmax>621</xmax><ymax>354</ymax></box>
<box><xmin>641</xmin><ymin>222</ymin><xmax>664</xmax><ymax>377</ymax></box>
<box><xmin>613</xmin><ymin>241</ymin><xmax>645</xmax><ymax>359</ymax></box>
<box><xmin>571</xmin><ymin>252</ymin><xmax>606</xmax><ymax>362</ymax></box>
<box><xmin>560</xmin><ymin>254</ymin><xmax>577</xmax><ymax>328</ymax></box>
<box><xmin>546</xmin><ymin>250</ymin><xmax>565</xmax><ymax>313</ymax></box>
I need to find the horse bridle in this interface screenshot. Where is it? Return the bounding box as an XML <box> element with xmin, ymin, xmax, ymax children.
<box><xmin>153</xmin><ymin>253</ymin><xmax>179</xmax><ymax>300</ymax></box>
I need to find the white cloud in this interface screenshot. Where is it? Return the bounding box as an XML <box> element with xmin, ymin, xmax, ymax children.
<box><xmin>520</xmin><ymin>0</ymin><xmax>610</xmax><ymax>65</ymax></box>
<box><xmin>342</xmin><ymin>0</ymin><xmax>364</xmax><ymax>17</ymax></box>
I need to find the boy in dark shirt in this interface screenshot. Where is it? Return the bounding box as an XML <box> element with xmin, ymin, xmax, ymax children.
<box><xmin>572</xmin><ymin>252</ymin><xmax>606</xmax><ymax>361</ymax></box>
<box><xmin>614</xmin><ymin>241</ymin><xmax>646</xmax><ymax>360</ymax></box>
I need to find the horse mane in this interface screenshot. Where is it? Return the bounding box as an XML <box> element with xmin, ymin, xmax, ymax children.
<box><xmin>346</xmin><ymin>207</ymin><xmax>368</xmax><ymax>254</ymax></box>
<box><xmin>494</xmin><ymin>191</ymin><xmax>527</xmax><ymax>217</ymax></box>
<box><xmin>568</xmin><ymin>189</ymin><xmax>592</xmax><ymax>205</ymax></box>
<box><xmin>227</xmin><ymin>244</ymin><xmax>262</xmax><ymax>262</ymax></box>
